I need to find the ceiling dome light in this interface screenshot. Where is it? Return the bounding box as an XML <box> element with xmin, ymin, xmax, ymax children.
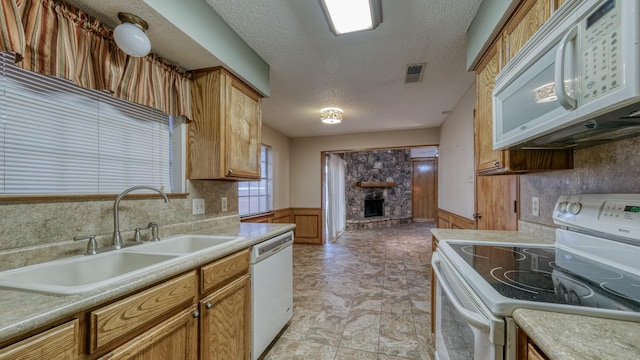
<box><xmin>321</xmin><ymin>107</ymin><xmax>343</xmax><ymax>124</ymax></box>
<box><xmin>113</xmin><ymin>12</ymin><xmax>151</xmax><ymax>57</ymax></box>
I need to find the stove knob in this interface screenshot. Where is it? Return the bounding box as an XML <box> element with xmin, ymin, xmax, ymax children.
<box><xmin>568</xmin><ymin>202</ymin><xmax>582</xmax><ymax>215</ymax></box>
<box><xmin>557</xmin><ymin>201</ymin><xmax>569</xmax><ymax>213</ymax></box>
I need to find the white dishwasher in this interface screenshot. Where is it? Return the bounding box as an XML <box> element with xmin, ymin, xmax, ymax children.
<box><xmin>250</xmin><ymin>231</ymin><xmax>294</xmax><ymax>360</ymax></box>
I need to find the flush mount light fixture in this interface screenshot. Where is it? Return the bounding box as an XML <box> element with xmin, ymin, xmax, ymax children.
<box><xmin>318</xmin><ymin>0</ymin><xmax>382</xmax><ymax>36</ymax></box>
<box><xmin>113</xmin><ymin>12</ymin><xmax>151</xmax><ymax>57</ymax></box>
<box><xmin>321</xmin><ymin>107</ymin><xmax>343</xmax><ymax>124</ymax></box>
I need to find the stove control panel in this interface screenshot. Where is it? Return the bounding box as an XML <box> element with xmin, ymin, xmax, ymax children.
<box><xmin>553</xmin><ymin>194</ymin><xmax>640</xmax><ymax>241</ymax></box>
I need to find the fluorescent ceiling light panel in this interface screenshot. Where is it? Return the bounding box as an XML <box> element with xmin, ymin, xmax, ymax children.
<box><xmin>320</xmin><ymin>0</ymin><xmax>382</xmax><ymax>35</ymax></box>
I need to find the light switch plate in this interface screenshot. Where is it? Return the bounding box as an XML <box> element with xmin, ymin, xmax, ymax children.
<box><xmin>192</xmin><ymin>198</ymin><xmax>205</xmax><ymax>215</ymax></box>
<box><xmin>532</xmin><ymin>197</ymin><xmax>540</xmax><ymax>217</ymax></box>
<box><xmin>221</xmin><ymin>197</ymin><xmax>228</xmax><ymax>212</ymax></box>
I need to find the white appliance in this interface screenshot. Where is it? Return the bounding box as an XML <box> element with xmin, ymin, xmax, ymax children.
<box><xmin>493</xmin><ymin>0</ymin><xmax>640</xmax><ymax>150</ymax></box>
<box><xmin>433</xmin><ymin>194</ymin><xmax>640</xmax><ymax>360</ymax></box>
<box><xmin>250</xmin><ymin>231</ymin><xmax>294</xmax><ymax>360</ymax></box>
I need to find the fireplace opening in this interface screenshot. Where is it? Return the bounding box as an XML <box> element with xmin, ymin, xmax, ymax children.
<box><xmin>364</xmin><ymin>199</ymin><xmax>384</xmax><ymax>217</ymax></box>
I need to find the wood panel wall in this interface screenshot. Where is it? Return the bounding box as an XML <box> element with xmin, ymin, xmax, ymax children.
<box><xmin>436</xmin><ymin>208</ymin><xmax>476</xmax><ymax>230</ymax></box>
<box><xmin>240</xmin><ymin>208</ymin><xmax>292</xmax><ymax>224</ymax></box>
<box><xmin>241</xmin><ymin>208</ymin><xmax>322</xmax><ymax>244</ymax></box>
<box><xmin>290</xmin><ymin>208</ymin><xmax>323</xmax><ymax>245</ymax></box>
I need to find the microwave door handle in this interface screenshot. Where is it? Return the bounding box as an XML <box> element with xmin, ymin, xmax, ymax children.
<box><xmin>432</xmin><ymin>255</ymin><xmax>491</xmax><ymax>332</ymax></box>
<box><xmin>555</xmin><ymin>25</ymin><xmax>578</xmax><ymax>110</ymax></box>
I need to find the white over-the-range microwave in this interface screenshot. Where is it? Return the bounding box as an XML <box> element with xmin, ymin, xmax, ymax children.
<box><xmin>493</xmin><ymin>0</ymin><xmax>640</xmax><ymax>150</ymax></box>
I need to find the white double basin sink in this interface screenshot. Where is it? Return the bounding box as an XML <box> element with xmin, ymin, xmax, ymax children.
<box><xmin>0</xmin><ymin>234</ymin><xmax>244</xmax><ymax>296</ymax></box>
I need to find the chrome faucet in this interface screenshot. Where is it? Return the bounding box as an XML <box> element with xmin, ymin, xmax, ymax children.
<box><xmin>113</xmin><ymin>186</ymin><xmax>170</xmax><ymax>249</ymax></box>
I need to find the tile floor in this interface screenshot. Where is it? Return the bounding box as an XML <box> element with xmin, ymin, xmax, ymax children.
<box><xmin>263</xmin><ymin>222</ymin><xmax>436</xmax><ymax>360</ymax></box>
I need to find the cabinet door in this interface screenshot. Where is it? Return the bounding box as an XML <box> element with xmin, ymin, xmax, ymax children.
<box><xmin>0</xmin><ymin>319</ymin><xmax>78</xmax><ymax>360</ymax></box>
<box><xmin>200</xmin><ymin>273</ymin><xmax>251</xmax><ymax>360</ymax></box>
<box><xmin>476</xmin><ymin>175</ymin><xmax>518</xmax><ymax>230</ymax></box>
<box><xmin>100</xmin><ymin>305</ymin><xmax>199</xmax><ymax>360</ymax></box>
<box><xmin>503</xmin><ymin>0</ymin><xmax>552</xmax><ymax>63</ymax></box>
<box><xmin>189</xmin><ymin>67</ymin><xmax>262</xmax><ymax>180</ymax></box>
<box><xmin>225</xmin><ymin>75</ymin><xmax>262</xmax><ymax>179</ymax></box>
<box><xmin>475</xmin><ymin>40</ymin><xmax>503</xmax><ymax>172</ymax></box>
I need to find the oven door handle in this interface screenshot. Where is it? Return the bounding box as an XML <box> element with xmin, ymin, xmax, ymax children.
<box><xmin>433</xmin><ymin>254</ymin><xmax>491</xmax><ymax>332</ymax></box>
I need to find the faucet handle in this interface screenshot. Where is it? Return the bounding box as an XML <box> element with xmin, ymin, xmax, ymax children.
<box><xmin>148</xmin><ymin>222</ymin><xmax>160</xmax><ymax>242</ymax></box>
<box><xmin>133</xmin><ymin>227</ymin><xmax>146</xmax><ymax>242</ymax></box>
<box><xmin>74</xmin><ymin>235</ymin><xmax>98</xmax><ymax>255</ymax></box>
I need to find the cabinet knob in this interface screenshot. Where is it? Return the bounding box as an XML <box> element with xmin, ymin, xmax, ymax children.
<box><xmin>205</xmin><ymin>302</ymin><xmax>213</xmax><ymax>309</ymax></box>
<box><xmin>227</xmin><ymin>169</ymin><xmax>233</xmax><ymax>176</ymax></box>
<box><xmin>494</xmin><ymin>161</ymin><xmax>500</xmax><ymax>167</ymax></box>
<box><xmin>192</xmin><ymin>310</ymin><xmax>200</xmax><ymax>318</ymax></box>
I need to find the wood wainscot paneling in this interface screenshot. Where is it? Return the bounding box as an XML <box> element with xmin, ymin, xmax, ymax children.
<box><xmin>291</xmin><ymin>208</ymin><xmax>323</xmax><ymax>245</ymax></box>
<box><xmin>240</xmin><ymin>208</ymin><xmax>292</xmax><ymax>224</ymax></box>
<box><xmin>272</xmin><ymin>208</ymin><xmax>292</xmax><ymax>223</ymax></box>
<box><xmin>436</xmin><ymin>208</ymin><xmax>476</xmax><ymax>229</ymax></box>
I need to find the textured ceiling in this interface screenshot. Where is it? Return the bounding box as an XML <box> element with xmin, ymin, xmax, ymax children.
<box><xmin>65</xmin><ymin>0</ymin><xmax>482</xmax><ymax>138</ymax></box>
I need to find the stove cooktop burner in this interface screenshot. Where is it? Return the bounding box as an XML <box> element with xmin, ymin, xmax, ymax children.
<box><xmin>449</xmin><ymin>244</ymin><xmax>640</xmax><ymax>312</ymax></box>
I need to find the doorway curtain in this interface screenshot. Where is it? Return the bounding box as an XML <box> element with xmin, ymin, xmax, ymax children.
<box><xmin>325</xmin><ymin>154</ymin><xmax>346</xmax><ymax>241</ymax></box>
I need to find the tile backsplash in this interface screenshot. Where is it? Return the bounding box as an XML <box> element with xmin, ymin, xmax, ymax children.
<box><xmin>0</xmin><ymin>180</ymin><xmax>239</xmax><ymax>271</ymax></box>
<box><xmin>520</xmin><ymin>136</ymin><xmax>640</xmax><ymax>227</ymax></box>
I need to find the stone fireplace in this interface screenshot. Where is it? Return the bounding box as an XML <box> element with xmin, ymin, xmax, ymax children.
<box><xmin>342</xmin><ymin>149</ymin><xmax>412</xmax><ymax>230</ymax></box>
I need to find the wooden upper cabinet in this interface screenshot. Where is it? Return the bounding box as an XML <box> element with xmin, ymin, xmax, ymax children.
<box><xmin>475</xmin><ymin>39</ymin><xmax>503</xmax><ymax>173</ymax></box>
<box><xmin>474</xmin><ymin>0</ymin><xmax>573</xmax><ymax>175</ymax></box>
<box><xmin>189</xmin><ymin>67</ymin><xmax>262</xmax><ymax>180</ymax></box>
<box><xmin>502</xmin><ymin>0</ymin><xmax>552</xmax><ymax>63</ymax></box>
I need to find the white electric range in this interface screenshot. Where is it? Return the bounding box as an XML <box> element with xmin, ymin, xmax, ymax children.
<box><xmin>433</xmin><ymin>194</ymin><xmax>640</xmax><ymax>360</ymax></box>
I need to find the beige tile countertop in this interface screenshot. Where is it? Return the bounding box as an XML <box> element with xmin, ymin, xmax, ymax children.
<box><xmin>514</xmin><ymin>309</ymin><xmax>640</xmax><ymax>360</ymax></box>
<box><xmin>431</xmin><ymin>228</ymin><xmax>640</xmax><ymax>360</ymax></box>
<box><xmin>0</xmin><ymin>222</ymin><xmax>295</xmax><ymax>343</ymax></box>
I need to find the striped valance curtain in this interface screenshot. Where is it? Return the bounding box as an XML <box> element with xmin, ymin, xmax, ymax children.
<box><xmin>0</xmin><ymin>0</ymin><xmax>191</xmax><ymax>118</ymax></box>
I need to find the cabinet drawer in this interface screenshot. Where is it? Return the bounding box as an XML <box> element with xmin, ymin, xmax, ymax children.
<box><xmin>99</xmin><ymin>305</ymin><xmax>199</xmax><ymax>360</ymax></box>
<box><xmin>0</xmin><ymin>319</ymin><xmax>78</xmax><ymax>360</ymax></box>
<box><xmin>89</xmin><ymin>271</ymin><xmax>197</xmax><ymax>353</ymax></box>
<box><xmin>201</xmin><ymin>249</ymin><xmax>250</xmax><ymax>294</ymax></box>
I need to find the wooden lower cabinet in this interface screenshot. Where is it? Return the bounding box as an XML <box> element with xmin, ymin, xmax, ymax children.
<box><xmin>100</xmin><ymin>305</ymin><xmax>199</xmax><ymax>360</ymax></box>
<box><xmin>90</xmin><ymin>272</ymin><xmax>197</xmax><ymax>354</ymax></box>
<box><xmin>200</xmin><ymin>274</ymin><xmax>251</xmax><ymax>360</ymax></box>
<box><xmin>1</xmin><ymin>247</ymin><xmax>257</xmax><ymax>360</ymax></box>
<box><xmin>516</xmin><ymin>326</ymin><xmax>550</xmax><ymax>360</ymax></box>
<box><xmin>0</xmin><ymin>319</ymin><xmax>79</xmax><ymax>360</ymax></box>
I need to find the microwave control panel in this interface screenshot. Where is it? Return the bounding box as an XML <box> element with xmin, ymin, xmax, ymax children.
<box><xmin>580</xmin><ymin>0</ymin><xmax>621</xmax><ymax>104</ymax></box>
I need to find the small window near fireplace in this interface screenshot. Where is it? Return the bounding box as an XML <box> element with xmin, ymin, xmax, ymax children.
<box><xmin>364</xmin><ymin>199</ymin><xmax>384</xmax><ymax>217</ymax></box>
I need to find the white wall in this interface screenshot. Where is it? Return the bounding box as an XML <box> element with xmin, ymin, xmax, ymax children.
<box><xmin>261</xmin><ymin>124</ymin><xmax>290</xmax><ymax>210</ymax></box>
<box><xmin>438</xmin><ymin>84</ymin><xmax>475</xmax><ymax>219</ymax></box>
<box><xmin>289</xmin><ymin>129</ymin><xmax>440</xmax><ymax>208</ymax></box>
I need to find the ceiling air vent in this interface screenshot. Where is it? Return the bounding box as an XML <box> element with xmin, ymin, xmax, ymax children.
<box><xmin>405</xmin><ymin>63</ymin><xmax>426</xmax><ymax>83</ymax></box>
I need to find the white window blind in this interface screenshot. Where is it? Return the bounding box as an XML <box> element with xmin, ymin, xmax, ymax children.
<box><xmin>0</xmin><ymin>53</ymin><xmax>172</xmax><ymax>195</ymax></box>
<box><xmin>238</xmin><ymin>145</ymin><xmax>272</xmax><ymax>216</ymax></box>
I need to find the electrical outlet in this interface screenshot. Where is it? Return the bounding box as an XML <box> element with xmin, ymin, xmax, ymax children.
<box><xmin>192</xmin><ymin>198</ymin><xmax>205</xmax><ymax>215</ymax></box>
<box><xmin>532</xmin><ymin>196</ymin><xmax>540</xmax><ymax>217</ymax></box>
<box><xmin>221</xmin><ymin>197</ymin><xmax>228</xmax><ymax>212</ymax></box>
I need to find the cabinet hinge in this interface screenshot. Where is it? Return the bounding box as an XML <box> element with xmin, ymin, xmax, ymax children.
<box><xmin>472</xmin><ymin>213</ymin><xmax>482</xmax><ymax>219</ymax></box>
<box><xmin>514</xmin><ymin>200</ymin><xmax>518</xmax><ymax>213</ymax></box>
